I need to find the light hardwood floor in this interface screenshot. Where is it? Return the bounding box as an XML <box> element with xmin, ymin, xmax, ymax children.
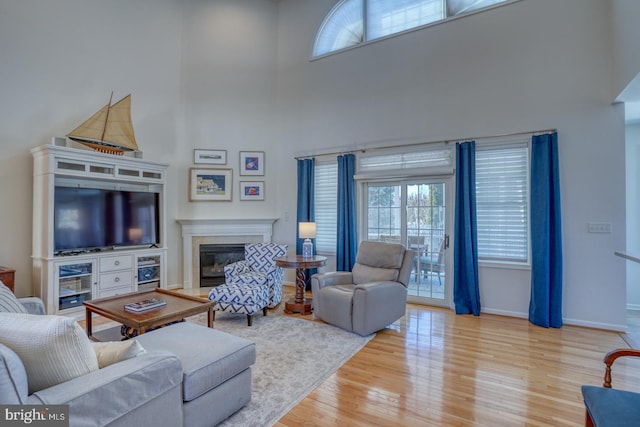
<box><xmin>174</xmin><ymin>286</ymin><xmax>640</xmax><ymax>426</ymax></box>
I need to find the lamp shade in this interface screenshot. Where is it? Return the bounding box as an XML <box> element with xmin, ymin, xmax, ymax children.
<box><xmin>298</xmin><ymin>222</ymin><xmax>317</xmax><ymax>239</ymax></box>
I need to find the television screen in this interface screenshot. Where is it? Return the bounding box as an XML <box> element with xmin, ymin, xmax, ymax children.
<box><xmin>54</xmin><ymin>187</ymin><xmax>159</xmax><ymax>252</ymax></box>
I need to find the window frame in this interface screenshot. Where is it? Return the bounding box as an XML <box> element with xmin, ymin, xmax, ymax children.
<box><xmin>312</xmin><ymin>0</ymin><xmax>519</xmax><ymax>60</ymax></box>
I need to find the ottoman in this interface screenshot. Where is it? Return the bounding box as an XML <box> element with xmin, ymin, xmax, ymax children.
<box><xmin>134</xmin><ymin>322</ymin><xmax>256</xmax><ymax>427</ymax></box>
<box><xmin>208</xmin><ymin>283</ymin><xmax>269</xmax><ymax>326</ymax></box>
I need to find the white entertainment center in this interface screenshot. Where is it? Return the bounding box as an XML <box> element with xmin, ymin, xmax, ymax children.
<box><xmin>31</xmin><ymin>144</ymin><xmax>169</xmax><ymax>317</ymax></box>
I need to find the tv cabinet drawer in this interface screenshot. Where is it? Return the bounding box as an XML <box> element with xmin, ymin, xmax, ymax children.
<box><xmin>100</xmin><ymin>271</ymin><xmax>133</xmax><ymax>290</ymax></box>
<box><xmin>100</xmin><ymin>255</ymin><xmax>133</xmax><ymax>273</ymax></box>
<box><xmin>98</xmin><ymin>286</ymin><xmax>132</xmax><ymax>298</ymax></box>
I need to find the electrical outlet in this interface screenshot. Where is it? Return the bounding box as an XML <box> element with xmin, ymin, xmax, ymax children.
<box><xmin>587</xmin><ymin>222</ymin><xmax>612</xmax><ymax>233</ymax></box>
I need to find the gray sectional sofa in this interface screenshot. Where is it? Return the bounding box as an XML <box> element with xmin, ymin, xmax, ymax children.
<box><xmin>0</xmin><ymin>295</ymin><xmax>256</xmax><ymax>427</ymax></box>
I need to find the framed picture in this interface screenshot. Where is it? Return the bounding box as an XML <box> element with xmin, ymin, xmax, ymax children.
<box><xmin>194</xmin><ymin>149</ymin><xmax>227</xmax><ymax>165</ymax></box>
<box><xmin>189</xmin><ymin>168</ymin><xmax>232</xmax><ymax>201</ymax></box>
<box><xmin>240</xmin><ymin>181</ymin><xmax>265</xmax><ymax>201</ymax></box>
<box><xmin>239</xmin><ymin>151</ymin><xmax>265</xmax><ymax>176</ymax></box>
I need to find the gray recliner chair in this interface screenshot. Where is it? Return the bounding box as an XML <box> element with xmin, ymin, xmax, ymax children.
<box><xmin>311</xmin><ymin>241</ymin><xmax>414</xmax><ymax>336</ymax></box>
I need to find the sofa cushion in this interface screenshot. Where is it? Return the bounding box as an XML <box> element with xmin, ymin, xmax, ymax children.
<box><xmin>0</xmin><ymin>281</ymin><xmax>28</xmax><ymax>313</ymax></box>
<box><xmin>0</xmin><ymin>343</ymin><xmax>29</xmax><ymax>404</ymax></box>
<box><xmin>134</xmin><ymin>321</ymin><xmax>256</xmax><ymax>402</ymax></box>
<box><xmin>0</xmin><ymin>313</ymin><xmax>99</xmax><ymax>394</ymax></box>
<box><xmin>92</xmin><ymin>340</ymin><xmax>146</xmax><ymax>369</ymax></box>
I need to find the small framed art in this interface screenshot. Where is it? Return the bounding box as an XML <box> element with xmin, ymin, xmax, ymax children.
<box><xmin>240</xmin><ymin>181</ymin><xmax>265</xmax><ymax>201</ymax></box>
<box><xmin>239</xmin><ymin>151</ymin><xmax>265</xmax><ymax>176</ymax></box>
<box><xmin>189</xmin><ymin>168</ymin><xmax>232</xmax><ymax>201</ymax></box>
<box><xmin>194</xmin><ymin>149</ymin><xmax>227</xmax><ymax>165</ymax></box>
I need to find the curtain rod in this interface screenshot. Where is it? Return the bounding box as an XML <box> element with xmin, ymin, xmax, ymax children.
<box><xmin>294</xmin><ymin>128</ymin><xmax>557</xmax><ymax>160</ymax></box>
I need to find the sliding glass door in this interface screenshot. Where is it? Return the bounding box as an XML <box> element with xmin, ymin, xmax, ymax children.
<box><xmin>365</xmin><ymin>178</ymin><xmax>452</xmax><ymax>307</ymax></box>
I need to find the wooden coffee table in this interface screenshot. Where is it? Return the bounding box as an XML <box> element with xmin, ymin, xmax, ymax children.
<box><xmin>83</xmin><ymin>288</ymin><xmax>214</xmax><ymax>341</ymax></box>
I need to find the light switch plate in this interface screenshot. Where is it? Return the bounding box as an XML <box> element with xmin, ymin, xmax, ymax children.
<box><xmin>587</xmin><ymin>222</ymin><xmax>612</xmax><ymax>233</ymax></box>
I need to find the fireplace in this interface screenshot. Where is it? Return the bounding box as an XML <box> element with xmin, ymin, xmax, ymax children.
<box><xmin>199</xmin><ymin>244</ymin><xmax>245</xmax><ymax>287</ymax></box>
<box><xmin>177</xmin><ymin>218</ymin><xmax>277</xmax><ymax>289</ymax></box>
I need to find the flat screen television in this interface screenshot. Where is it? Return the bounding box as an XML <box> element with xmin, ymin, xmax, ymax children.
<box><xmin>54</xmin><ymin>186</ymin><xmax>160</xmax><ymax>253</ymax></box>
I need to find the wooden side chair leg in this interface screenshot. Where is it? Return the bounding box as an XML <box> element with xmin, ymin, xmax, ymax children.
<box><xmin>585</xmin><ymin>410</ymin><xmax>594</xmax><ymax>427</ymax></box>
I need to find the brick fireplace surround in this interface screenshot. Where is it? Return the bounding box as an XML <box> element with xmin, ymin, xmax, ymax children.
<box><xmin>177</xmin><ymin>219</ymin><xmax>278</xmax><ymax>289</ymax></box>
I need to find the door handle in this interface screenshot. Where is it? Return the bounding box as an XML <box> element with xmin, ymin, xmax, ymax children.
<box><xmin>444</xmin><ymin>234</ymin><xmax>450</xmax><ymax>249</ymax></box>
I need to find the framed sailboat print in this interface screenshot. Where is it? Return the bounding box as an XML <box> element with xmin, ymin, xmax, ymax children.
<box><xmin>194</xmin><ymin>149</ymin><xmax>227</xmax><ymax>165</ymax></box>
<box><xmin>189</xmin><ymin>168</ymin><xmax>232</xmax><ymax>201</ymax></box>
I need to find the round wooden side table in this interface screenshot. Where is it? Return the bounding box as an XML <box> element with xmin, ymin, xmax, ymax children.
<box><xmin>275</xmin><ymin>255</ymin><xmax>327</xmax><ymax>315</ymax></box>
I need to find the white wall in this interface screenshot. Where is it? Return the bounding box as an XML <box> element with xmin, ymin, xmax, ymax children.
<box><xmin>0</xmin><ymin>0</ymin><xmax>281</xmax><ymax>292</ymax></box>
<box><xmin>626</xmin><ymin>123</ymin><xmax>640</xmax><ymax>310</ymax></box>
<box><xmin>173</xmin><ymin>0</ymin><xmax>280</xmax><ymax>282</ymax></box>
<box><xmin>0</xmin><ymin>0</ymin><xmax>183</xmax><ymax>295</ymax></box>
<box><xmin>0</xmin><ymin>0</ymin><xmax>632</xmax><ymax>330</ymax></box>
<box><xmin>275</xmin><ymin>0</ymin><xmax>627</xmax><ymax>329</ymax></box>
<box><xmin>612</xmin><ymin>0</ymin><xmax>640</xmax><ymax>99</ymax></box>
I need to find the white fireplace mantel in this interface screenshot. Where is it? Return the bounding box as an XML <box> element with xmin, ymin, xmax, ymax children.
<box><xmin>177</xmin><ymin>218</ymin><xmax>278</xmax><ymax>289</ymax></box>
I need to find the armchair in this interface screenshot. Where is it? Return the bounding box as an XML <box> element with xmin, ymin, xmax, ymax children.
<box><xmin>581</xmin><ymin>348</ymin><xmax>640</xmax><ymax>426</ymax></box>
<box><xmin>223</xmin><ymin>242</ymin><xmax>288</xmax><ymax>308</ymax></box>
<box><xmin>311</xmin><ymin>241</ymin><xmax>414</xmax><ymax>336</ymax></box>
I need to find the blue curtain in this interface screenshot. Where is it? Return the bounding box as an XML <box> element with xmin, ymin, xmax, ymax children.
<box><xmin>529</xmin><ymin>132</ymin><xmax>563</xmax><ymax>328</ymax></box>
<box><xmin>296</xmin><ymin>159</ymin><xmax>315</xmax><ymax>288</ymax></box>
<box><xmin>454</xmin><ymin>141</ymin><xmax>481</xmax><ymax>316</ymax></box>
<box><xmin>337</xmin><ymin>154</ymin><xmax>357</xmax><ymax>271</ymax></box>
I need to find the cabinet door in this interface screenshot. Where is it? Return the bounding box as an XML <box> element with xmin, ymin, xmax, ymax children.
<box><xmin>136</xmin><ymin>253</ymin><xmax>163</xmax><ymax>290</ymax></box>
<box><xmin>55</xmin><ymin>260</ymin><xmax>96</xmax><ymax>312</ymax></box>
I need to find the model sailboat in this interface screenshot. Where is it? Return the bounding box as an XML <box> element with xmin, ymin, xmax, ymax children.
<box><xmin>67</xmin><ymin>93</ymin><xmax>139</xmax><ymax>155</ymax></box>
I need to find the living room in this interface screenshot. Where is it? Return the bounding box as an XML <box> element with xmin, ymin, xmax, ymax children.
<box><xmin>1</xmin><ymin>0</ymin><xmax>640</xmax><ymax>425</ymax></box>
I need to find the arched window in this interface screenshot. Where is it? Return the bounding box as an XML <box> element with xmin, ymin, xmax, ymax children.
<box><xmin>313</xmin><ymin>0</ymin><xmax>510</xmax><ymax>58</ymax></box>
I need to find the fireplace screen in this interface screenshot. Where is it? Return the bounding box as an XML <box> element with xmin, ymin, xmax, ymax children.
<box><xmin>199</xmin><ymin>244</ymin><xmax>245</xmax><ymax>286</ymax></box>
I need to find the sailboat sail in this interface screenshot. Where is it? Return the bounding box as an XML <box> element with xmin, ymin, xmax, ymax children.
<box><xmin>67</xmin><ymin>94</ymin><xmax>138</xmax><ymax>154</ymax></box>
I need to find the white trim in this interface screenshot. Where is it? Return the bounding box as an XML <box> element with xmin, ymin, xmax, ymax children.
<box><xmin>176</xmin><ymin>218</ymin><xmax>277</xmax><ymax>289</ymax></box>
<box><xmin>480</xmin><ymin>309</ymin><xmax>628</xmax><ymax>332</ymax></box>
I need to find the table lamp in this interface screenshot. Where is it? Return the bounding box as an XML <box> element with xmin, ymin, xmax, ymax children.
<box><xmin>298</xmin><ymin>222</ymin><xmax>316</xmax><ymax>258</ymax></box>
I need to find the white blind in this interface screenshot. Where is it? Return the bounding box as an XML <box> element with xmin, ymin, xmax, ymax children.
<box><xmin>314</xmin><ymin>162</ymin><xmax>338</xmax><ymax>254</ymax></box>
<box><xmin>367</xmin><ymin>0</ymin><xmax>443</xmax><ymax>40</ymax></box>
<box><xmin>314</xmin><ymin>0</ymin><xmax>363</xmax><ymax>56</ymax></box>
<box><xmin>475</xmin><ymin>147</ymin><xmax>529</xmax><ymax>262</ymax></box>
<box><xmin>358</xmin><ymin>148</ymin><xmax>452</xmax><ymax>173</ymax></box>
<box><xmin>447</xmin><ymin>0</ymin><xmax>506</xmax><ymax>16</ymax></box>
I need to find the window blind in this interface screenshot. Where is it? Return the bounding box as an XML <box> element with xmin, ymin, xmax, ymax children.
<box><xmin>367</xmin><ymin>0</ymin><xmax>444</xmax><ymax>40</ymax></box>
<box><xmin>358</xmin><ymin>148</ymin><xmax>452</xmax><ymax>173</ymax></box>
<box><xmin>314</xmin><ymin>162</ymin><xmax>338</xmax><ymax>254</ymax></box>
<box><xmin>475</xmin><ymin>147</ymin><xmax>529</xmax><ymax>262</ymax></box>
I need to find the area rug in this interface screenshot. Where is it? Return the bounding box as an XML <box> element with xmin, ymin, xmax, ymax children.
<box><xmin>186</xmin><ymin>312</ymin><xmax>374</xmax><ymax>426</ymax></box>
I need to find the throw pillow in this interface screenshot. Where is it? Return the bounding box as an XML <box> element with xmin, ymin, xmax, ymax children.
<box><xmin>0</xmin><ymin>313</ymin><xmax>99</xmax><ymax>394</ymax></box>
<box><xmin>91</xmin><ymin>340</ymin><xmax>146</xmax><ymax>368</ymax></box>
<box><xmin>0</xmin><ymin>281</ymin><xmax>28</xmax><ymax>313</ymax></box>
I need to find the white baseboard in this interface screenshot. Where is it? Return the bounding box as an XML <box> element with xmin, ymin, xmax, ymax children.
<box><xmin>562</xmin><ymin>317</ymin><xmax>627</xmax><ymax>332</ymax></box>
<box><xmin>480</xmin><ymin>308</ymin><xmax>627</xmax><ymax>332</ymax></box>
<box><xmin>480</xmin><ymin>308</ymin><xmax>528</xmax><ymax>319</ymax></box>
